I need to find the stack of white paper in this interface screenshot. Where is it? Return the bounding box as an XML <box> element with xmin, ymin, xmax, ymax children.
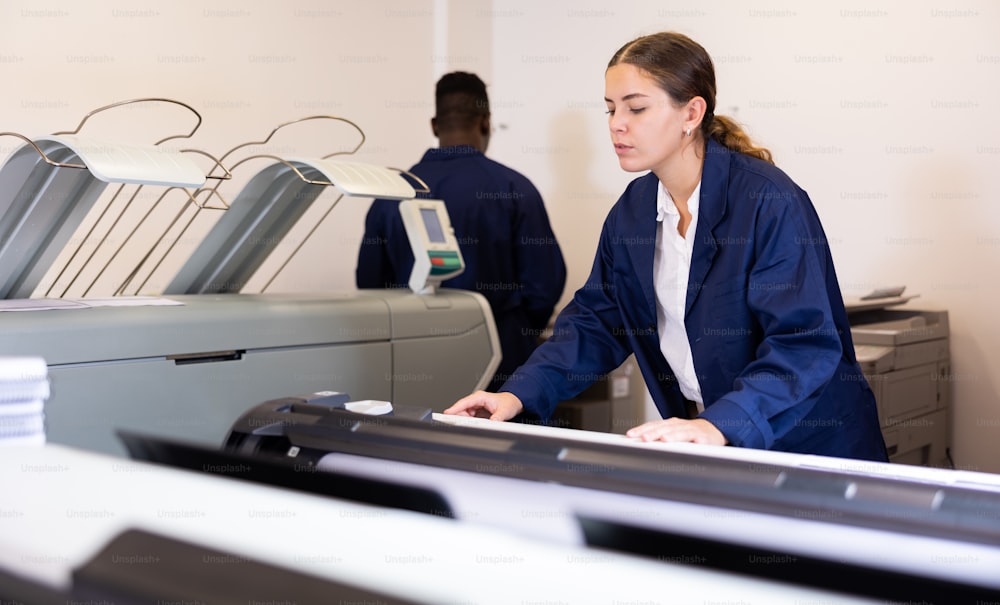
<box><xmin>0</xmin><ymin>357</ymin><xmax>49</xmax><ymax>446</ymax></box>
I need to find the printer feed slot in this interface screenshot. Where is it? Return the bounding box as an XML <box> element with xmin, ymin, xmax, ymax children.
<box><xmin>117</xmin><ymin>429</ymin><xmax>453</xmax><ymax>518</ymax></box>
<box><xmin>72</xmin><ymin>528</ymin><xmax>421</xmax><ymax>604</ymax></box>
<box><xmin>576</xmin><ymin>517</ymin><xmax>991</xmax><ymax>604</ymax></box>
<box><xmin>168</xmin><ymin>349</ymin><xmax>244</xmax><ymax>365</ymax></box>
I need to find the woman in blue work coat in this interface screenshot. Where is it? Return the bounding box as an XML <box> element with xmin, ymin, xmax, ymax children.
<box><xmin>445</xmin><ymin>32</ymin><xmax>888</xmax><ymax>462</ymax></box>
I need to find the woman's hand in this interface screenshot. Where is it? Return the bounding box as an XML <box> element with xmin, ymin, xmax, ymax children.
<box><xmin>443</xmin><ymin>390</ymin><xmax>524</xmax><ymax>422</ymax></box>
<box><xmin>626</xmin><ymin>418</ymin><xmax>728</xmax><ymax>445</ymax></box>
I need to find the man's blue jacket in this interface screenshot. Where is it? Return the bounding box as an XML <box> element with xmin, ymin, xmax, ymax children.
<box><xmin>357</xmin><ymin>146</ymin><xmax>566</xmax><ymax>391</ymax></box>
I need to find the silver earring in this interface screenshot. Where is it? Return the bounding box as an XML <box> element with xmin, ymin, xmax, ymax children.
<box><xmin>685</xmin><ymin>128</ymin><xmax>692</xmax><ymax>137</ymax></box>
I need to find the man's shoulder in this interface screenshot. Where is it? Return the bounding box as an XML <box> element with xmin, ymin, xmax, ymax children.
<box><xmin>363</xmin><ymin>197</ymin><xmax>403</xmax><ymax>221</ymax></box>
<box><xmin>412</xmin><ymin>147</ymin><xmax>543</xmax><ymax>199</ymax></box>
<box><xmin>480</xmin><ymin>156</ymin><xmax>541</xmax><ymax>191</ymax></box>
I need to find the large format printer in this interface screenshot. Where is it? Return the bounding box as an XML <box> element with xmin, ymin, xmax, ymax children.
<box><xmin>0</xmin><ymin>290</ymin><xmax>497</xmax><ymax>456</ymax></box>
<box><xmin>0</xmin><ymin>104</ymin><xmax>499</xmax><ymax>457</ymax></box>
<box><xmin>6</xmin><ymin>399</ymin><xmax>995</xmax><ymax>603</ymax></box>
<box><xmin>225</xmin><ymin>401</ymin><xmax>1000</xmax><ymax>601</ymax></box>
<box><xmin>1</xmin><ymin>436</ymin><xmax>923</xmax><ymax>605</ymax></box>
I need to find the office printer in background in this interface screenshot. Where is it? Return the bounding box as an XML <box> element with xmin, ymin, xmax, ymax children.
<box><xmin>846</xmin><ymin>293</ymin><xmax>951</xmax><ymax>468</ymax></box>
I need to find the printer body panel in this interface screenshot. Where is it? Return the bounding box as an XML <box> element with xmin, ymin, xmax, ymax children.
<box><xmin>0</xmin><ymin>290</ymin><xmax>498</xmax><ymax>457</ymax></box>
<box><xmin>45</xmin><ymin>341</ymin><xmax>391</xmax><ymax>455</ymax></box>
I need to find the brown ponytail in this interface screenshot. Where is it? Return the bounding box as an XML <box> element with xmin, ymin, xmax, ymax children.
<box><xmin>608</xmin><ymin>32</ymin><xmax>775</xmax><ymax>165</ymax></box>
<box><xmin>705</xmin><ymin>115</ymin><xmax>773</xmax><ymax>164</ymax></box>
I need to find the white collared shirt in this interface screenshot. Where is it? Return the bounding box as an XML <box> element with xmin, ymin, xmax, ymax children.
<box><xmin>653</xmin><ymin>179</ymin><xmax>704</xmax><ymax>408</ymax></box>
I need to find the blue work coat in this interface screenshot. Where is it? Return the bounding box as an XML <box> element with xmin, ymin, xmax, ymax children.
<box><xmin>504</xmin><ymin>139</ymin><xmax>888</xmax><ymax>461</ymax></box>
<box><xmin>357</xmin><ymin>146</ymin><xmax>567</xmax><ymax>391</ymax></box>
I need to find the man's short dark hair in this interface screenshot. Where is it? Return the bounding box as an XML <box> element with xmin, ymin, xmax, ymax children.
<box><xmin>435</xmin><ymin>71</ymin><xmax>489</xmax><ymax>131</ymax></box>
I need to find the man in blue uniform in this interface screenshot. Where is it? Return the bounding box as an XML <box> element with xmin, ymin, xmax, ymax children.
<box><xmin>356</xmin><ymin>71</ymin><xmax>567</xmax><ymax>392</ymax></box>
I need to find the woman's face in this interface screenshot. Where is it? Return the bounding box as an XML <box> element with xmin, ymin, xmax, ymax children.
<box><xmin>605</xmin><ymin>63</ymin><xmax>688</xmax><ymax>175</ymax></box>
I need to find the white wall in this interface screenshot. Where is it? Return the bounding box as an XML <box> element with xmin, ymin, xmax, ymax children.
<box><xmin>2</xmin><ymin>0</ymin><xmax>999</xmax><ymax>472</ymax></box>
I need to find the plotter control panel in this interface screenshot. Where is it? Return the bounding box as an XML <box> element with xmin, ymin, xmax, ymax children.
<box><xmin>399</xmin><ymin>198</ymin><xmax>464</xmax><ymax>294</ymax></box>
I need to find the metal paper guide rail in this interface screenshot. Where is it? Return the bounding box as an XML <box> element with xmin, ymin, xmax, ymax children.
<box><xmin>161</xmin><ymin>115</ymin><xmax>421</xmax><ymax>295</ymax></box>
<box><xmin>0</xmin><ymin>136</ymin><xmax>207</xmax><ymax>299</ymax></box>
<box><xmin>164</xmin><ymin>157</ymin><xmax>417</xmax><ymax>295</ymax></box>
<box><xmin>0</xmin><ymin>106</ymin><xmax>433</xmax><ymax>299</ymax></box>
<box><xmin>0</xmin><ymin>98</ymin><xmax>215</xmax><ymax>300</ymax></box>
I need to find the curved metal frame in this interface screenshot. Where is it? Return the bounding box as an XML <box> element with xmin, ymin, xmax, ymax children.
<box><xmin>125</xmin><ymin>116</ymin><xmax>377</xmax><ymax>296</ymax></box>
<box><xmin>30</xmin><ymin>99</ymin><xmax>232</xmax><ymax>298</ymax></box>
<box><xmin>252</xmin><ymin>161</ymin><xmax>430</xmax><ymax>293</ymax></box>
<box><xmin>0</xmin><ymin>132</ymin><xmax>87</xmax><ymax>170</ymax></box>
<box><xmin>51</xmin><ymin>97</ymin><xmax>203</xmax><ymax>146</ymax></box>
<box><xmin>3</xmin><ymin>105</ymin><xmax>417</xmax><ymax>298</ymax></box>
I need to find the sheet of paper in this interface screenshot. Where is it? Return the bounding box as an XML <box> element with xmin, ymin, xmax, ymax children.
<box><xmin>0</xmin><ymin>298</ymin><xmax>89</xmax><ymax>312</ymax></box>
<box><xmin>70</xmin><ymin>296</ymin><xmax>184</xmax><ymax>307</ymax></box>
<box><xmin>0</xmin><ymin>296</ymin><xmax>185</xmax><ymax>312</ymax></box>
